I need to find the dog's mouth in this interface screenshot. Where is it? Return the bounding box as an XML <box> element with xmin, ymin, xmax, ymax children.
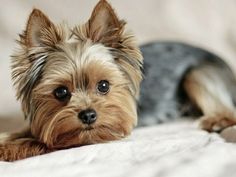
<box><xmin>84</xmin><ymin>126</ymin><xmax>94</xmax><ymax>131</ymax></box>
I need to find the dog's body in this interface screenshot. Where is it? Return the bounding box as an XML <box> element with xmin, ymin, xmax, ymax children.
<box><xmin>1</xmin><ymin>0</ymin><xmax>236</xmax><ymax>161</ymax></box>
<box><xmin>139</xmin><ymin>42</ymin><xmax>236</xmax><ymax>128</ymax></box>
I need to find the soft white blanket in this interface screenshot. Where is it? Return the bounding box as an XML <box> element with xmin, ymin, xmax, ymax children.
<box><xmin>0</xmin><ymin>121</ymin><xmax>235</xmax><ymax>177</ymax></box>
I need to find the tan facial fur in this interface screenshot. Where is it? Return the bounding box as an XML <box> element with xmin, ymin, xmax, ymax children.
<box><xmin>11</xmin><ymin>0</ymin><xmax>143</xmax><ymax>150</ymax></box>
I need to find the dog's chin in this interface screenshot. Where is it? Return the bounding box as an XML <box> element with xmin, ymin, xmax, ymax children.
<box><xmin>47</xmin><ymin>123</ymin><xmax>128</xmax><ymax>149</ymax></box>
<box><xmin>84</xmin><ymin>126</ymin><xmax>94</xmax><ymax>131</ymax></box>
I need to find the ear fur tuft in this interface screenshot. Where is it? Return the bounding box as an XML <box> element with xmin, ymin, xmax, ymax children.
<box><xmin>88</xmin><ymin>0</ymin><xmax>124</xmax><ymax>43</ymax></box>
<box><xmin>24</xmin><ymin>8</ymin><xmax>61</xmax><ymax>47</ymax></box>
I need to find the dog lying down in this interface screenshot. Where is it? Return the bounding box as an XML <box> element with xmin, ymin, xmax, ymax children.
<box><xmin>1</xmin><ymin>0</ymin><xmax>236</xmax><ymax>161</ymax></box>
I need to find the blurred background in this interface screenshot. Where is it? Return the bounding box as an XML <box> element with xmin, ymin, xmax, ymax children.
<box><xmin>1</xmin><ymin>0</ymin><xmax>236</xmax><ymax>132</ymax></box>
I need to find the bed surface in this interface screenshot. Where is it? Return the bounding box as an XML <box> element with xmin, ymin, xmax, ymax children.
<box><xmin>1</xmin><ymin>121</ymin><xmax>235</xmax><ymax>177</ymax></box>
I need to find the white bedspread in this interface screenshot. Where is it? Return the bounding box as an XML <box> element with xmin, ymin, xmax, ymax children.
<box><xmin>0</xmin><ymin>121</ymin><xmax>236</xmax><ymax>177</ymax></box>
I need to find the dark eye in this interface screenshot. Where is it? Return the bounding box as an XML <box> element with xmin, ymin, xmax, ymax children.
<box><xmin>97</xmin><ymin>80</ymin><xmax>110</xmax><ymax>94</ymax></box>
<box><xmin>53</xmin><ymin>86</ymin><xmax>71</xmax><ymax>101</ymax></box>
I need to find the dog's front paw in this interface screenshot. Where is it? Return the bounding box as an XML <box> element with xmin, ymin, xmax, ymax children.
<box><xmin>0</xmin><ymin>145</ymin><xmax>12</xmax><ymax>161</ymax></box>
<box><xmin>0</xmin><ymin>146</ymin><xmax>5</xmax><ymax>161</ymax></box>
<box><xmin>199</xmin><ymin>115</ymin><xmax>236</xmax><ymax>132</ymax></box>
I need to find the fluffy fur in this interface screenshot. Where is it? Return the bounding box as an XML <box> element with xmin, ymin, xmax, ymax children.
<box><xmin>1</xmin><ymin>0</ymin><xmax>143</xmax><ymax>161</ymax></box>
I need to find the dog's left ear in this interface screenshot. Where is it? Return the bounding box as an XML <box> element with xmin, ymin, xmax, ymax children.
<box><xmin>88</xmin><ymin>0</ymin><xmax>124</xmax><ymax>43</ymax></box>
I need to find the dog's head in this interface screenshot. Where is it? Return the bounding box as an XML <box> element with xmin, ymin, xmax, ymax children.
<box><xmin>12</xmin><ymin>0</ymin><xmax>143</xmax><ymax>149</ymax></box>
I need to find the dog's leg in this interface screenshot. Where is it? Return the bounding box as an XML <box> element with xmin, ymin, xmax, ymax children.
<box><xmin>0</xmin><ymin>128</ymin><xmax>49</xmax><ymax>161</ymax></box>
<box><xmin>183</xmin><ymin>64</ymin><xmax>236</xmax><ymax>132</ymax></box>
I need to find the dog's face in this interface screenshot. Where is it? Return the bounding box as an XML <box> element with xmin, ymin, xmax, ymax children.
<box><xmin>11</xmin><ymin>0</ymin><xmax>143</xmax><ymax>149</ymax></box>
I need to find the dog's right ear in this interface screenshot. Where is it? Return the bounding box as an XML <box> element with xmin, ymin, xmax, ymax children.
<box><xmin>12</xmin><ymin>9</ymin><xmax>62</xmax><ymax>120</ymax></box>
<box><xmin>87</xmin><ymin>0</ymin><xmax>124</xmax><ymax>43</ymax></box>
<box><xmin>23</xmin><ymin>9</ymin><xmax>61</xmax><ymax>47</ymax></box>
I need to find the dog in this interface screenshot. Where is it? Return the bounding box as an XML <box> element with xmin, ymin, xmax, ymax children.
<box><xmin>0</xmin><ymin>0</ymin><xmax>236</xmax><ymax>161</ymax></box>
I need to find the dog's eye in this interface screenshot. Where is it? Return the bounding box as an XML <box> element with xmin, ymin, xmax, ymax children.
<box><xmin>97</xmin><ymin>80</ymin><xmax>110</xmax><ymax>94</ymax></box>
<box><xmin>53</xmin><ymin>86</ymin><xmax>71</xmax><ymax>101</ymax></box>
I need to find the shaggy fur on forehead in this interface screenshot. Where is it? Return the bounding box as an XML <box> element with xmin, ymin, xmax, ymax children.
<box><xmin>73</xmin><ymin>25</ymin><xmax>143</xmax><ymax>97</ymax></box>
<box><xmin>11</xmin><ymin>1</ymin><xmax>143</xmax><ymax>121</ymax></box>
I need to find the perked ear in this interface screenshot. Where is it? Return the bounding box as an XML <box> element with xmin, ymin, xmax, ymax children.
<box><xmin>24</xmin><ymin>9</ymin><xmax>61</xmax><ymax>47</ymax></box>
<box><xmin>88</xmin><ymin>0</ymin><xmax>124</xmax><ymax>42</ymax></box>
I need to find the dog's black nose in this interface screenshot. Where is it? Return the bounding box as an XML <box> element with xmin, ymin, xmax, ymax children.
<box><xmin>78</xmin><ymin>109</ymin><xmax>97</xmax><ymax>124</ymax></box>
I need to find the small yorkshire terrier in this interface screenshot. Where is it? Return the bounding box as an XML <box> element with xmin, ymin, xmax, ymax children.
<box><xmin>1</xmin><ymin>0</ymin><xmax>143</xmax><ymax>161</ymax></box>
<box><xmin>1</xmin><ymin>0</ymin><xmax>236</xmax><ymax>161</ymax></box>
